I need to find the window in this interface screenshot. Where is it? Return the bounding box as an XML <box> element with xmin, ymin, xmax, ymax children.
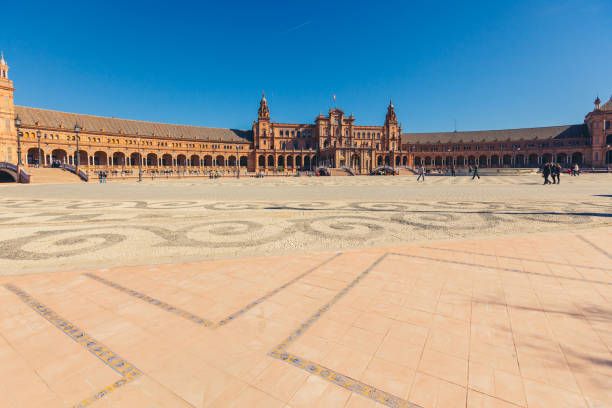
<box><xmin>606</xmin><ymin>121</ymin><xmax>610</xmax><ymax>130</ymax></box>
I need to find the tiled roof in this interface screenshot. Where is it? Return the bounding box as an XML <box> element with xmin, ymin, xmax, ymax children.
<box><xmin>401</xmin><ymin>124</ymin><xmax>587</xmax><ymax>145</ymax></box>
<box><xmin>15</xmin><ymin>106</ymin><xmax>253</xmax><ymax>143</ymax></box>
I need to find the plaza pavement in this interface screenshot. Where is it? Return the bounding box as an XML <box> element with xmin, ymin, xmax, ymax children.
<box><xmin>0</xmin><ymin>175</ymin><xmax>610</xmax><ymax>407</ymax></box>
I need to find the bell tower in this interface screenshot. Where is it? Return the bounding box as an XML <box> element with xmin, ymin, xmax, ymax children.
<box><xmin>253</xmin><ymin>92</ymin><xmax>272</xmax><ymax>150</ymax></box>
<box><xmin>0</xmin><ymin>52</ymin><xmax>16</xmax><ymax>163</ymax></box>
<box><xmin>384</xmin><ymin>99</ymin><xmax>401</xmax><ymax>152</ymax></box>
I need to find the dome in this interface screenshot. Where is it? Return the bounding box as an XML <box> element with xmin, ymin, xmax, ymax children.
<box><xmin>601</xmin><ymin>95</ymin><xmax>612</xmax><ymax>111</ymax></box>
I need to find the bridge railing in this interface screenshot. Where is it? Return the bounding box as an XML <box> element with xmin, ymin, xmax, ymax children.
<box><xmin>62</xmin><ymin>164</ymin><xmax>89</xmax><ymax>182</ymax></box>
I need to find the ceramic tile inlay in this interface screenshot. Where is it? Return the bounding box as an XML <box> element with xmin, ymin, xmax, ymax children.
<box><xmin>4</xmin><ymin>284</ymin><xmax>142</xmax><ymax>407</ymax></box>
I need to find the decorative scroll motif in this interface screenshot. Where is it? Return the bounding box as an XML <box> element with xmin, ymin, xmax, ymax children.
<box><xmin>4</xmin><ymin>284</ymin><xmax>142</xmax><ymax>407</ymax></box>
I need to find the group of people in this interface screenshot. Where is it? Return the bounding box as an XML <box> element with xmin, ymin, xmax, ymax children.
<box><xmin>97</xmin><ymin>171</ymin><xmax>108</xmax><ymax>183</ymax></box>
<box><xmin>541</xmin><ymin>163</ymin><xmax>562</xmax><ymax>184</ymax></box>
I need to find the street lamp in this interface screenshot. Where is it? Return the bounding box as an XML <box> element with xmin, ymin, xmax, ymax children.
<box><xmin>138</xmin><ymin>138</ymin><xmax>143</xmax><ymax>182</ymax></box>
<box><xmin>36</xmin><ymin>130</ymin><xmax>42</xmax><ymax>167</ymax></box>
<box><xmin>74</xmin><ymin>123</ymin><xmax>82</xmax><ymax>171</ymax></box>
<box><xmin>235</xmin><ymin>145</ymin><xmax>240</xmax><ymax>179</ymax></box>
<box><xmin>14</xmin><ymin>115</ymin><xmax>22</xmax><ymax>166</ymax></box>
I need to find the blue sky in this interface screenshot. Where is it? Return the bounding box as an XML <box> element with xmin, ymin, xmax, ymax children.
<box><xmin>2</xmin><ymin>0</ymin><xmax>610</xmax><ymax>132</ymax></box>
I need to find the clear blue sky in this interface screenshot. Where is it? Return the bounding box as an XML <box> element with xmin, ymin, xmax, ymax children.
<box><xmin>2</xmin><ymin>0</ymin><xmax>610</xmax><ymax>132</ymax></box>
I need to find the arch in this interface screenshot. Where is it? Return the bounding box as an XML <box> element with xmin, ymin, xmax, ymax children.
<box><xmin>147</xmin><ymin>153</ymin><xmax>158</xmax><ymax>166</ymax></box>
<box><xmin>456</xmin><ymin>156</ymin><xmax>465</xmax><ymax>166</ymax></box>
<box><xmin>395</xmin><ymin>156</ymin><xmax>401</xmax><ymax>166</ymax></box>
<box><xmin>267</xmin><ymin>155</ymin><xmax>274</xmax><ymax>167</ymax></box>
<box><xmin>515</xmin><ymin>154</ymin><xmax>525</xmax><ymax>167</ymax></box>
<box><xmin>402</xmin><ymin>156</ymin><xmax>407</xmax><ymax>166</ymax></box>
<box><xmin>190</xmin><ymin>154</ymin><xmax>200</xmax><ymax>167</ymax></box>
<box><xmin>74</xmin><ymin>150</ymin><xmax>88</xmax><ymax>167</ymax></box>
<box><xmin>556</xmin><ymin>153</ymin><xmax>567</xmax><ymax>164</ymax></box>
<box><xmin>113</xmin><ymin>152</ymin><xmax>126</xmax><ymax>166</ymax></box>
<box><xmin>424</xmin><ymin>156</ymin><xmax>432</xmax><ymax>166</ymax></box>
<box><xmin>528</xmin><ymin>154</ymin><xmax>538</xmax><ymax>166</ymax></box>
<box><xmin>502</xmin><ymin>154</ymin><xmax>512</xmax><ymax>166</ymax></box>
<box><xmin>0</xmin><ymin>170</ymin><xmax>16</xmax><ymax>183</ymax></box>
<box><xmin>467</xmin><ymin>156</ymin><xmax>476</xmax><ymax>166</ymax></box>
<box><xmin>162</xmin><ymin>153</ymin><xmax>173</xmax><ymax>166</ymax></box>
<box><xmin>51</xmin><ymin>149</ymin><xmax>68</xmax><ymax>165</ymax></box>
<box><xmin>216</xmin><ymin>155</ymin><xmax>225</xmax><ymax>166</ymax></box>
<box><xmin>304</xmin><ymin>156</ymin><xmax>311</xmax><ymax>169</ymax></box>
<box><xmin>228</xmin><ymin>156</ymin><xmax>237</xmax><ymax>166</ymax></box>
<box><xmin>240</xmin><ymin>156</ymin><xmax>248</xmax><ymax>167</ymax></box>
<box><xmin>295</xmin><ymin>155</ymin><xmax>302</xmax><ymax>167</ymax></box>
<box><xmin>434</xmin><ymin>156</ymin><xmax>442</xmax><ymax>166</ymax></box>
<box><xmin>277</xmin><ymin>155</ymin><xmax>285</xmax><ymax>167</ymax></box>
<box><xmin>446</xmin><ymin>156</ymin><xmax>453</xmax><ymax>167</ymax></box>
<box><xmin>287</xmin><ymin>155</ymin><xmax>293</xmax><ymax>168</ymax></box>
<box><xmin>606</xmin><ymin>150</ymin><xmax>612</xmax><ymax>164</ymax></box>
<box><xmin>130</xmin><ymin>152</ymin><xmax>142</xmax><ymax>166</ymax></box>
<box><xmin>571</xmin><ymin>152</ymin><xmax>583</xmax><ymax>164</ymax></box>
<box><xmin>203</xmin><ymin>155</ymin><xmax>213</xmax><ymax>166</ymax></box>
<box><xmin>542</xmin><ymin>153</ymin><xmax>553</xmax><ymax>163</ymax></box>
<box><xmin>490</xmin><ymin>155</ymin><xmax>499</xmax><ymax>167</ymax></box>
<box><xmin>384</xmin><ymin>156</ymin><xmax>390</xmax><ymax>166</ymax></box>
<box><xmin>176</xmin><ymin>154</ymin><xmax>187</xmax><ymax>166</ymax></box>
<box><xmin>478</xmin><ymin>155</ymin><xmax>487</xmax><ymax>167</ymax></box>
<box><xmin>258</xmin><ymin>155</ymin><xmax>265</xmax><ymax>167</ymax></box>
<box><xmin>606</xmin><ymin>134</ymin><xmax>612</xmax><ymax>145</ymax></box>
<box><xmin>27</xmin><ymin>147</ymin><xmax>44</xmax><ymax>166</ymax></box>
<box><xmin>93</xmin><ymin>151</ymin><xmax>107</xmax><ymax>166</ymax></box>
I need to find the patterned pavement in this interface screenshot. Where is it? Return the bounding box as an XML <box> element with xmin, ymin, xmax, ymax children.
<box><xmin>0</xmin><ymin>226</ymin><xmax>610</xmax><ymax>407</ymax></box>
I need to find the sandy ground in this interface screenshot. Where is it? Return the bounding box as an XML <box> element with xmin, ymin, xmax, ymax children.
<box><xmin>1</xmin><ymin>174</ymin><xmax>610</xmax><ymax>274</ymax></box>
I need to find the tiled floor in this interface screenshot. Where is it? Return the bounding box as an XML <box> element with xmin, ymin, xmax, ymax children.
<box><xmin>0</xmin><ymin>227</ymin><xmax>610</xmax><ymax>407</ymax></box>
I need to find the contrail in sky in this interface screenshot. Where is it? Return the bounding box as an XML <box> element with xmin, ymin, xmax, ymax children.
<box><xmin>284</xmin><ymin>21</ymin><xmax>311</xmax><ymax>33</ymax></box>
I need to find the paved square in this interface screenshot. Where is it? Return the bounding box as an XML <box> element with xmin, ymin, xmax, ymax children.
<box><xmin>0</xmin><ymin>175</ymin><xmax>610</xmax><ymax>407</ymax></box>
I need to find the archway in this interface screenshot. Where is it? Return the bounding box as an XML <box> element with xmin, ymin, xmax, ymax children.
<box><xmin>413</xmin><ymin>157</ymin><xmax>421</xmax><ymax>166</ymax></box>
<box><xmin>277</xmin><ymin>155</ymin><xmax>284</xmax><ymax>167</ymax></box>
<box><xmin>51</xmin><ymin>149</ymin><xmax>68</xmax><ymax>165</ymax></box>
<box><xmin>27</xmin><ymin>147</ymin><xmax>44</xmax><ymax>166</ymax></box>
<box><xmin>162</xmin><ymin>154</ymin><xmax>172</xmax><ymax>166</ymax></box>
<box><xmin>378</xmin><ymin>156</ymin><xmax>384</xmax><ymax>166</ymax></box>
<box><xmin>515</xmin><ymin>154</ymin><xmax>525</xmax><ymax>167</ymax></box>
<box><xmin>74</xmin><ymin>150</ymin><xmax>88</xmax><ymax>167</ymax></box>
<box><xmin>203</xmin><ymin>155</ymin><xmax>213</xmax><ymax>166</ymax></box>
<box><xmin>402</xmin><ymin>156</ymin><xmax>407</xmax><ymax>166</ymax></box>
<box><xmin>190</xmin><ymin>154</ymin><xmax>200</xmax><ymax>166</ymax></box>
<box><xmin>147</xmin><ymin>153</ymin><xmax>158</xmax><ymax>166</ymax></box>
<box><xmin>267</xmin><ymin>155</ymin><xmax>274</xmax><ymax>167</ymax></box>
<box><xmin>502</xmin><ymin>154</ymin><xmax>512</xmax><ymax>166</ymax></box>
<box><xmin>0</xmin><ymin>170</ymin><xmax>16</xmax><ymax>183</ymax></box>
<box><xmin>258</xmin><ymin>155</ymin><xmax>265</xmax><ymax>167</ymax></box>
<box><xmin>435</xmin><ymin>156</ymin><xmax>442</xmax><ymax>166</ymax></box>
<box><xmin>424</xmin><ymin>157</ymin><xmax>432</xmax><ymax>166</ymax></box>
<box><xmin>216</xmin><ymin>155</ymin><xmax>225</xmax><ymax>166</ymax></box>
<box><xmin>130</xmin><ymin>152</ymin><xmax>141</xmax><ymax>166</ymax></box>
<box><xmin>467</xmin><ymin>156</ymin><xmax>475</xmax><ymax>166</ymax></box>
<box><xmin>528</xmin><ymin>154</ymin><xmax>538</xmax><ymax>167</ymax></box>
<box><xmin>542</xmin><ymin>153</ymin><xmax>553</xmax><ymax>163</ymax></box>
<box><xmin>93</xmin><ymin>151</ymin><xmax>107</xmax><ymax>166</ymax></box>
<box><xmin>384</xmin><ymin>156</ymin><xmax>390</xmax><ymax>166</ymax></box>
<box><xmin>479</xmin><ymin>155</ymin><xmax>487</xmax><ymax>167</ymax></box>
<box><xmin>446</xmin><ymin>156</ymin><xmax>453</xmax><ymax>167</ymax></box>
<box><xmin>177</xmin><ymin>154</ymin><xmax>187</xmax><ymax>166</ymax></box>
<box><xmin>456</xmin><ymin>156</ymin><xmax>465</xmax><ymax>166</ymax></box>
<box><xmin>295</xmin><ymin>156</ymin><xmax>302</xmax><ymax>168</ymax></box>
<box><xmin>571</xmin><ymin>152</ymin><xmax>583</xmax><ymax>165</ymax></box>
<box><xmin>228</xmin><ymin>156</ymin><xmax>237</xmax><ymax>166</ymax></box>
<box><xmin>556</xmin><ymin>153</ymin><xmax>567</xmax><ymax>164</ymax></box>
<box><xmin>113</xmin><ymin>152</ymin><xmax>126</xmax><ymax>166</ymax></box>
<box><xmin>606</xmin><ymin>150</ymin><xmax>612</xmax><ymax>164</ymax></box>
<box><xmin>287</xmin><ymin>156</ymin><xmax>293</xmax><ymax>168</ymax></box>
<box><xmin>490</xmin><ymin>155</ymin><xmax>499</xmax><ymax>167</ymax></box>
<box><xmin>240</xmin><ymin>156</ymin><xmax>248</xmax><ymax>167</ymax></box>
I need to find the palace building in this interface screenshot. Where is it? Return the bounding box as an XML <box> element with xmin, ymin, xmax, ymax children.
<box><xmin>0</xmin><ymin>53</ymin><xmax>611</xmax><ymax>181</ymax></box>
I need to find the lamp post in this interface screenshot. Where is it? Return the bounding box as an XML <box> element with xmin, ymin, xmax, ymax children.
<box><xmin>138</xmin><ymin>138</ymin><xmax>143</xmax><ymax>182</ymax></box>
<box><xmin>14</xmin><ymin>115</ymin><xmax>22</xmax><ymax>166</ymax></box>
<box><xmin>36</xmin><ymin>130</ymin><xmax>42</xmax><ymax>167</ymax></box>
<box><xmin>74</xmin><ymin>123</ymin><xmax>82</xmax><ymax>172</ymax></box>
<box><xmin>235</xmin><ymin>145</ymin><xmax>240</xmax><ymax>179</ymax></box>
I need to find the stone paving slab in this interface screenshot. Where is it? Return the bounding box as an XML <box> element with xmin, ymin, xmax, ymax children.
<box><xmin>0</xmin><ymin>226</ymin><xmax>610</xmax><ymax>407</ymax></box>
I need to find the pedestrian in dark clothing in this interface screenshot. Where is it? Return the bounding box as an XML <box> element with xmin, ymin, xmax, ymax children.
<box><xmin>472</xmin><ymin>164</ymin><xmax>480</xmax><ymax>180</ymax></box>
<box><xmin>543</xmin><ymin>163</ymin><xmax>551</xmax><ymax>185</ymax></box>
<box><xmin>451</xmin><ymin>166</ymin><xmax>456</xmax><ymax>177</ymax></box>
<box><xmin>551</xmin><ymin>164</ymin><xmax>557</xmax><ymax>184</ymax></box>
<box><xmin>554</xmin><ymin>164</ymin><xmax>561</xmax><ymax>184</ymax></box>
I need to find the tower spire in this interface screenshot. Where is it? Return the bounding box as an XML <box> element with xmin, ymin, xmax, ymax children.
<box><xmin>258</xmin><ymin>91</ymin><xmax>270</xmax><ymax>121</ymax></box>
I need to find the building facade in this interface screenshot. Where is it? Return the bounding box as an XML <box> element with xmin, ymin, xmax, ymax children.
<box><xmin>0</xmin><ymin>53</ymin><xmax>611</xmax><ymax>181</ymax></box>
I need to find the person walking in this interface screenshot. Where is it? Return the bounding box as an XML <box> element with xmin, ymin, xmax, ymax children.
<box><xmin>472</xmin><ymin>164</ymin><xmax>480</xmax><ymax>180</ymax></box>
<box><xmin>554</xmin><ymin>163</ymin><xmax>561</xmax><ymax>184</ymax></box>
<box><xmin>542</xmin><ymin>163</ymin><xmax>551</xmax><ymax>184</ymax></box>
<box><xmin>573</xmin><ymin>163</ymin><xmax>580</xmax><ymax>176</ymax></box>
<box><xmin>451</xmin><ymin>165</ymin><xmax>456</xmax><ymax>177</ymax></box>
<box><xmin>417</xmin><ymin>164</ymin><xmax>425</xmax><ymax>182</ymax></box>
<box><xmin>551</xmin><ymin>164</ymin><xmax>557</xmax><ymax>184</ymax></box>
